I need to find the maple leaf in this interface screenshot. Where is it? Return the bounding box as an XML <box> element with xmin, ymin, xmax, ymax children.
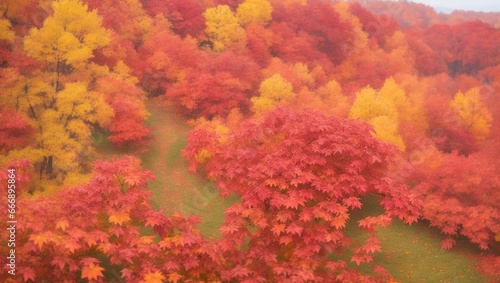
<box><xmin>30</xmin><ymin>233</ymin><xmax>49</xmax><ymax>249</ymax></box>
<box><xmin>441</xmin><ymin>237</ymin><xmax>456</xmax><ymax>250</ymax></box>
<box><xmin>121</xmin><ymin>268</ymin><xmax>134</xmax><ymax>280</ymax></box>
<box><xmin>351</xmin><ymin>254</ymin><xmax>372</xmax><ymax>266</ymax></box>
<box><xmin>123</xmin><ymin>174</ymin><xmax>144</xmax><ymax>186</ymax></box>
<box><xmin>220</xmin><ymin>223</ymin><xmax>240</xmax><ymax>234</ymax></box>
<box><xmin>363</xmin><ymin>241</ymin><xmax>382</xmax><ymax>254</ymax></box>
<box><xmin>51</xmin><ymin>256</ymin><xmax>68</xmax><ymax>270</ymax></box>
<box><xmin>141</xmin><ymin>271</ymin><xmax>167</xmax><ymax>283</ymax></box>
<box><xmin>80</xmin><ymin>257</ymin><xmax>100</xmax><ymax>265</ymax></box>
<box><xmin>167</xmin><ymin>272</ymin><xmax>182</xmax><ymax>283</ymax></box>
<box><xmin>271</xmin><ymin>223</ymin><xmax>286</xmax><ymax>236</ymax></box>
<box><xmin>64</xmin><ymin>239</ymin><xmax>81</xmax><ymax>254</ymax></box>
<box><xmin>81</xmin><ymin>263</ymin><xmax>104</xmax><ymax>281</ymax></box>
<box><xmin>163</xmin><ymin>261</ymin><xmax>179</xmax><ymax>272</ymax></box>
<box><xmin>230</xmin><ymin>265</ymin><xmax>253</xmax><ymax>277</ymax></box>
<box><xmin>286</xmin><ymin>222</ymin><xmax>303</xmax><ymax>236</ymax></box>
<box><xmin>343</xmin><ymin>197</ymin><xmax>362</xmax><ymax>209</ymax></box>
<box><xmin>109</xmin><ymin>210</ymin><xmax>131</xmax><ymax>225</ymax></box>
<box><xmin>21</xmin><ymin>267</ymin><xmax>36</xmax><ymax>282</ymax></box>
<box><xmin>332</xmin><ymin>216</ymin><xmax>347</xmax><ymax>229</ymax></box>
<box><xmin>56</xmin><ymin>220</ymin><xmax>70</xmax><ymax>231</ymax></box>
<box><xmin>280</xmin><ymin>236</ymin><xmax>293</xmax><ymax>245</ymax></box>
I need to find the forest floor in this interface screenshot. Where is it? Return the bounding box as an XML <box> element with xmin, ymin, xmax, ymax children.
<box><xmin>96</xmin><ymin>101</ymin><xmax>486</xmax><ymax>282</ymax></box>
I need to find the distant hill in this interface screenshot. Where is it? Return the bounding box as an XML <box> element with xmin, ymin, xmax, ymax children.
<box><xmin>433</xmin><ymin>6</ymin><xmax>454</xmax><ymax>14</ymax></box>
<box><xmin>359</xmin><ymin>0</ymin><xmax>500</xmax><ymax>28</ymax></box>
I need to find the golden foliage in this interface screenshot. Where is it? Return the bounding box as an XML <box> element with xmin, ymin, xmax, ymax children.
<box><xmin>204</xmin><ymin>5</ymin><xmax>246</xmax><ymax>52</ymax></box>
<box><xmin>236</xmin><ymin>0</ymin><xmax>273</xmax><ymax>26</ymax></box>
<box><xmin>0</xmin><ymin>18</ymin><xmax>15</xmax><ymax>42</ymax></box>
<box><xmin>24</xmin><ymin>0</ymin><xmax>110</xmax><ymax>68</ymax></box>
<box><xmin>350</xmin><ymin>78</ymin><xmax>413</xmax><ymax>151</ymax></box>
<box><xmin>251</xmin><ymin>74</ymin><xmax>296</xmax><ymax>115</ymax></box>
<box><xmin>451</xmin><ymin>88</ymin><xmax>492</xmax><ymax>140</ymax></box>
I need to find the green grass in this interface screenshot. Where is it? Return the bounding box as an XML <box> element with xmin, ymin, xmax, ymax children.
<box><xmin>336</xmin><ymin>195</ymin><xmax>484</xmax><ymax>282</ymax></box>
<box><xmin>140</xmin><ymin>104</ymin><xmax>237</xmax><ymax>239</ymax></box>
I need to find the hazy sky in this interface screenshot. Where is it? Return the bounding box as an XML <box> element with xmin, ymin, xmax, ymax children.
<box><xmin>408</xmin><ymin>0</ymin><xmax>500</xmax><ymax>12</ymax></box>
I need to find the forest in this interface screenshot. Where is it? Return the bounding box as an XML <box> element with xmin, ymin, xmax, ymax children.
<box><xmin>0</xmin><ymin>0</ymin><xmax>499</xmax><ymax>282</ymax></box>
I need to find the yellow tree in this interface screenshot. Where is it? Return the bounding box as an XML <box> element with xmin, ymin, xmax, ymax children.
<box><xmin>349</xmin><ymin>84</ymin><xmax>405</xmax><ymax>151</ymax></box>
<box><xmin>2</xmin><ymin>0</ymin><xmax>113</xmax><ymax>191</ymax></box>
<box><xmin>204</xmin><ymin>5</ymin><xmax>246</xmax><ymax>52</ymax></box>
<box><xmin>251</xmin><ymin>74</ymin><xmax>296</xmax><ymax>115</ymax></box>
<box><xmin>349</xmin><ymin>86</ymin><xmax>398</xmax><ymax>121</ymax></box>
<box><xmin>0</xmin><ymin>18</ymin><xmax>14</xmax><ymax>42</ymax></box>
<box><xmin>24</xmin><ymin>0</ymin><xmax>110</xmax><ymax>88</ymax></box>
<box><xmin>451</xmin><ymin>88</ymin><xmax>492</xmax><ymax>140</ymax></box>
<box><xmin>236</xmin><ymin>0</ymin><xmax>273</xmax><ymax>26</ymax></box>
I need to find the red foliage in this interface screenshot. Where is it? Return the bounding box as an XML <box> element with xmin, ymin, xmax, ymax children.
<box><xmin>167</xmin><ymin>52</ymin><xmax>260</xmax><ymax>118</ymax></box>
<box><xmin>409</xmin><ymin>151</ymin><xmax>500</xmax><ymax>251</ymax></box>
<box><xmin>270</xmin><ymin>1</ymin><xmax>355</xmax><ymax>65</ymax></box>
<box><xmin>137</xmin><ymin>23</ymin><xmax>202</xmax><ymax>96</ymax></box>
<box><xmin>245</xmin><ymin>23</ymin><xmax>272</xmax><ymax>66</ymax></box>
<box><xmin>0</xmin><ymin>107</ymin><xmax>35</xmax><ymax>154</ymax></box>
<box><xmin>420</xmin><ymin>21</ymin><xmax>500</xmax><ymax>75</ymax></box>
<box><xmin>184</xmin><ymin>107</ymin><xmax>421</xmax><ymax>281</ymax></box>
<box><xmin>0</xmin><ymin>157</ymin><xmax>221</xmax><ymax>282</ymax></box>
<box><xmin>349</xmin><ymin>2</ymin><xmax>400</xmax><ymax>47</ymax></box>
<box><xmin>141</xmin><ymin>0</ymin><xmax>205</xmax><ymax>36</ymax></box>
<box><xmin>97</xmin><ymin>75</ymin><xmax>151</xmax><ymax>148</ymax></box>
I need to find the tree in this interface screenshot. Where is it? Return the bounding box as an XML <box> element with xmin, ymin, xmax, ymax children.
<box><xmin>3</xmin><ymin>0</ymin><xmax>113</xmax><ymax>188</ymax></box>
<box><xmin>137</xmin><ymin>14</ymin><xmax>202</xmax><ymax>97</ymax></box>
<box><xmin>168</xmin><ymin>51</ymin><xmax>260</xmax><ymax>118</ymax></box>
<box><xmin>24</xmin><ymin>0</ymin><xmax>109</xmax><ymax>71</ymax></box>
<box><xmin>203</xmin><ymin>5</ymin><xmax>246</xmax><ymax>52</ymax></box>
<box><xmin>184</xmin><ymin>107</ymin><xmax>421</xmax><ymax>281</ymax></box>
<box><xmin>153</xmin><ymin>0</ymin><xmax>205</xmax><ymax>36</ymax></box>
<box><xmin>236</xmin><ymin>0</ymin><xmax>273</xmax><ymax>26</ymax></box>
<box><xmin>349</xmin><ymin>84</ymin><xmax>405</xmax><ymax>151</ymax></box>
<box><xmin>95</xmin><ymin>62</ymin><xmax>150</xmax><ymax>148</ymax></box>
<box><xmin>450</xmin><ymin>88</ymin><xmax>492</xmax><ymax>141</ymax></box>
<box><xmin>406</xmin><ymin>149</ymin><xmax>500</xmax><ymax>251</ymax></box>
<box><xmin>270</xmin><ymin>1</ymin><xmax>355</xmax><ymax>64</ymax></box>
<box><xmin>251</xmin><ymin>74</ymin><xmax>295</xmax><ymax>115</ymax></box>
<box><xmin>0</xmin><ymin>156</ymin><xmax>222</xmax><ymax>282</ymax></box>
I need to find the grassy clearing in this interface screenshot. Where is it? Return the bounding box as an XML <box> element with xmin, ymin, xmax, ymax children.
<box><xmin>141</xmin><ymin>103</ymin><xmax>237</xmax><ymax>239</ymax></box>
<box><xmin>336</xmin><ymin>195</ymin><xmax>484</xmax><ymax>282</ymax></box>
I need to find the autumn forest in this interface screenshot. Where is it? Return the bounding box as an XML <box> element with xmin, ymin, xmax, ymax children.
<box><xmin>0</xmin><ymin>0</ymin><xmax>499</xmax><ymax>282</ymax></box>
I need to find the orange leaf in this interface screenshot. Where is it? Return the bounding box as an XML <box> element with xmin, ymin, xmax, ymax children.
<box><xmin>141</xmin><ymin>271</ymin><xmax>166</xmax><ymax>283</ymax></box>
<box><xmin>81</xmin><ymin>263</ymin><xmax>104</xmax><ymax>281</ymax></box>
<box><xmin>167</xmin><ymin>272</ymin><xmax>183</xmax><ymax>283</ymax></box>
<box><xmin>109</xmin><ymin>211</ymin><xmax>131</xmax><ymax>225</ymax></box>
<box><xmin>30</xmin><ymin>234</ymin><xmax>48</xmax><ymax>249</ymax></box>
<box><xmin>56</xmin><ymin>220</ymin><xmax>69</xmax><ymax>231</ymax></box>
